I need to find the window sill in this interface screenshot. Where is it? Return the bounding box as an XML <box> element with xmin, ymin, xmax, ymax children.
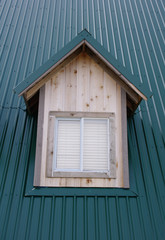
<box><xmin>51</xmin><ymin>171</ymin><xmax>112</xmax><ymax>178</ymax></box>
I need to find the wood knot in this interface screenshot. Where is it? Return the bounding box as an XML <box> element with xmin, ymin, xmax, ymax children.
<box><xmin>86</xmin><ymin>103</ymin><xmax>89</xmax><ymax>107</ymax></box>
<box><xmin>74</xmin><ymin>70</ymin><xmax>77</xmax><ymax>74</ymax></box>
<box><xmin>86</xmin><ymin>179</ymin><xmax>92</xmax><ymax>183</ymax></box>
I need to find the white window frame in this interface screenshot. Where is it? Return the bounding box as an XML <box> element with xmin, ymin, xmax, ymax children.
<box><xmin>46</xmin><ymin>112</ymin><xmax>116</xmax><ymax>179</ymax></box>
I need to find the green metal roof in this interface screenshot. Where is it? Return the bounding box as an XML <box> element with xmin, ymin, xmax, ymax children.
<box><xmin>14</xmin><ymin>29</ymin><xmax>150</xmax><ymax>98</ymax></box>
<box><xmin>0</xmin><ymin>0</ymin><xmax>164</xmax><ymax>239</ymax></box>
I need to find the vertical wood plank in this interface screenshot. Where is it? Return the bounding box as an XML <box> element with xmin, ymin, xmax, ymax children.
<box><xmin>50</xmin><ymin>68</ymin><xmax>65</xmax><ymax>111</ymax></box>
<box><xmin>116</xmin><ymin>84</ymin><xmax>123</xmax><ymax>187</ymax></box>
<box><xmin>121</xmin><ymin>89</ymin><xmax>129</xmax><ymax>188</ymax></box>
<box><xmin>40</xmin><ymin>81</ymin><xmax>51</xmax><ymax>186</ymax></box>
<box><xmin>89</xmin><ymin>60</ymin><xmax>104</xmax><ymax>112</ymax></box>
<box><xmin>104</xmin><ymin>71</ymin><xmax>116</xmax><ymax>112</ymax></box>
<box><xmin>46</xmin><ymin>115</ymin><xmax>56</xmax><ymax>177</ymax></box>
<box><xmin>76</xmin><ymin>53</ymin><xmax>90</xmax><ymax>111</ymax></box>
<box><xmin>109</xmin><ymin>115</ymin><xmax>116</xmax><ymax>178</ymax></box>
<box><xmin>33</xmin><ymin>86</ymin><xmax>45</xmax><ymax>186</ymax></box>
<box><xmin>64</xmin><ymin>59</ymin><xmax>77</xmax><ymax>111</ymax></box>
<box><xmin>48</xmin><ymin>53</ymin><xmax>118</xmax><ymax>115</ymax></box>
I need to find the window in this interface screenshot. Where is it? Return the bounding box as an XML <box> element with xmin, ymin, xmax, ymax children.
<box><xmin>46</xmin><ymin>112</ymin><xmax>116</xmax><ymax>179</ymax></box>
<box><xmin>53</xmin><ymin>117</ymin><xmax>110</xmax><ymax>177</ymax></box>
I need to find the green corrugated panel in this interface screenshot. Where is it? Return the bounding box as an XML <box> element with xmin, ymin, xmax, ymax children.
<box><xmin>0</xmin><ymin>0</ymin><xmax>164</xmax><ymax>239</ymax></box>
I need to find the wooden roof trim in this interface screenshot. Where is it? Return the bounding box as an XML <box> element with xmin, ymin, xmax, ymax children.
<box><xmin>19</xmin><ymin>40</ymin><xmax>147</xmax><ymax>102</ymax></box>
<box><xmin>18</xmin><ymin>40</ymin><xmax>85</xmax><ymax>97</ymax></box>
<box><xmin>84</xmin><ymin>41</ymin><xmax>147</xmax><ymax>101</ymax></box>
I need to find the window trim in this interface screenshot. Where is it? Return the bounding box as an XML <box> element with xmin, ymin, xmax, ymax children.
<box><xmin>46</xmin><ymin>112</ymin><xmax>116</xmax><ymax>179</ymax></box>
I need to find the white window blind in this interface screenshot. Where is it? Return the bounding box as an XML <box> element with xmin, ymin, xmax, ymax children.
<box><xmin>54</xmin><ymin>118</ymin><xmax>109</xmax><ymax>173</ymax></box>
<box><xmin>56</xmin><ymin>120</ymin><xmax>80</xmax><ymax>170</ymax></box>
<box><xmin>83</xmin><ymin>119</ymin><xmax>109</xmax><ymax>171</ymax></box>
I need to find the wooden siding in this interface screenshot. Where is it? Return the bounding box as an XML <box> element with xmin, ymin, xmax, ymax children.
<box><xmin>36</xmin><ymin>53</ymin><xmax>127</xmax><ymax>187</ymax></box>
<box><xmin>48</xmin><ymin>52</ymin><xmax>117</xmax><ymax>113</ymax></box>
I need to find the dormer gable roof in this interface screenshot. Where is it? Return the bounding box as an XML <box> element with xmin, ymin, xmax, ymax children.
<box><xmin>14</xmin><ymin>29</ymin><xmax>150</xmax><ymax>114</ymax></box>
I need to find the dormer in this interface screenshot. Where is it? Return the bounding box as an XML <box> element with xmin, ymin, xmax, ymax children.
<box><xmin>14</xmin><ymin>30</ymin><xmax>148</xmax><ymax>188</ymax></box>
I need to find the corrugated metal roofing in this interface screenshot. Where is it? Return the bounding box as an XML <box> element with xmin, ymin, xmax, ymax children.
<box><xmin>0</xmin><ymin>0</ymin><xmax>164</xmax><ymax>239</ymax></box>
<box><xmin>14</xmin><ymin>29</ymin><xmax>150</xmax><ymax>99</ymax></box>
